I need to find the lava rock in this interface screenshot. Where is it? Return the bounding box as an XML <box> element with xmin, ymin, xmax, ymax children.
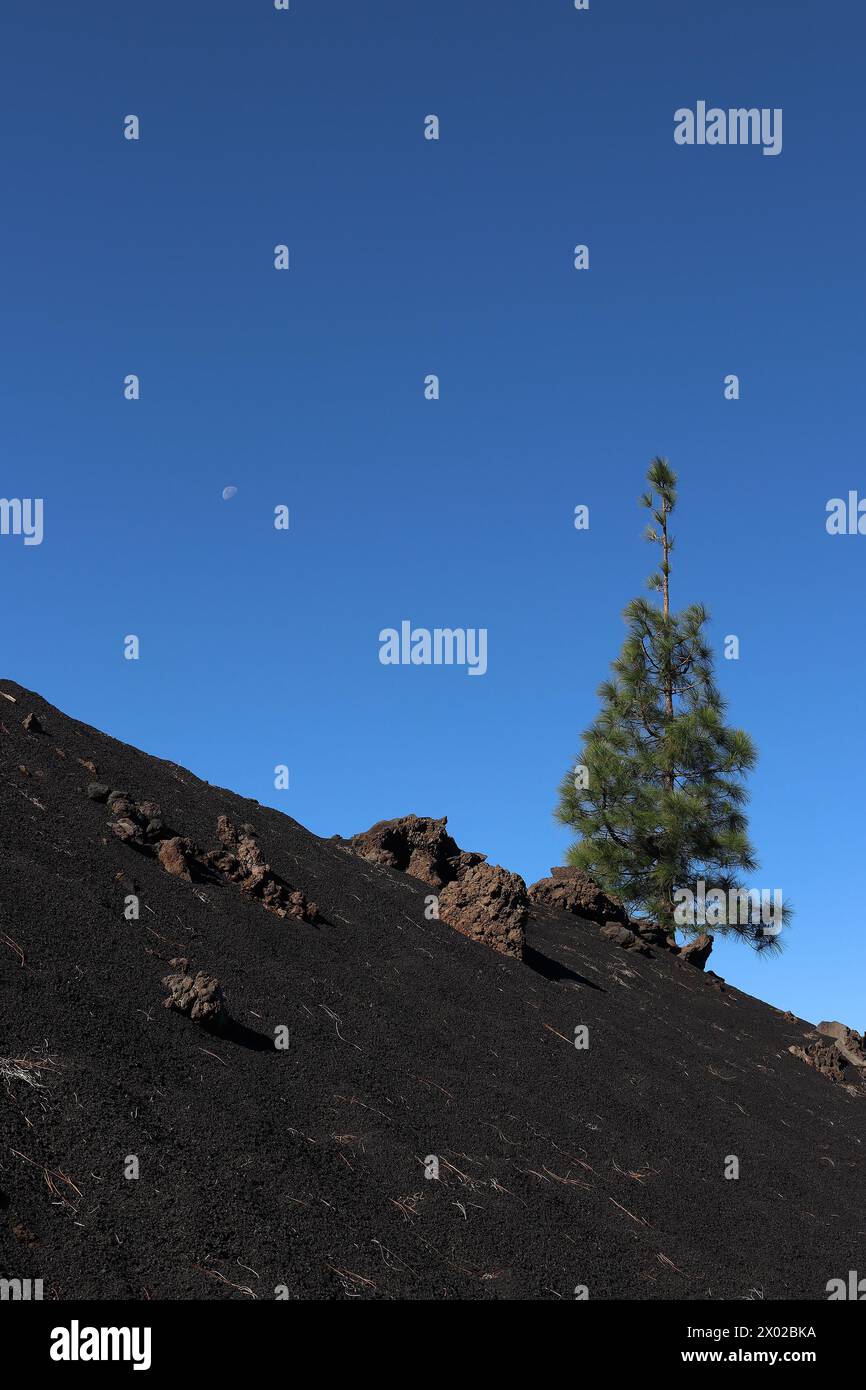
<box><xmin>633</xmin><ymin>921</ymin><xmax>676</xmax><ymax>949</ymax></box>
<box><xmin>600</xmin><ymin>921</ymin><xmax>650</xmax><ymax>955</ymax></box>
<box><xmin>162</xmin><ymin>971</ymin><xmax>227</xmax><ymax>1028</ymax></box>
<box><xmin>213</xmin><ymin>815</ymin><xmax>319</xmax><ymax>923</ymax></box>
<box><xmin>528</xmin><ymin>867</ymin><xmax>629</xmax><ymax>925</ymax></box>
<box><xmin>789</xmin><ymin>1040</ymin><xmax>865</xmax><ymax>1094</ymax></box>
<box><xmin>816</xmin><ymin>1021</ymin><xmax>866</xmax><ymax>1068</ymax></box>
<box><xmin>678</xmin><ymin>934</ymin><xmax>713</xmax><ymax>970</ymax></box>
<box><xmin>438</xmin><ymin>861</ymin><xmax>527</xmax><ymax>959</ymax></box>
<box><xmin>110</xmin><ymin>816</ymin><xmax>145</xmax><ymax>847</ymax></box>
<box><xmin>348</xmin><ymin>814</ymin><xmax>484</xmax><ymax>890</ymax></box>
<box><xmin>157</xmin><ymin>837</ymin><xmax>194</xmax><ymax>880</ymax></box>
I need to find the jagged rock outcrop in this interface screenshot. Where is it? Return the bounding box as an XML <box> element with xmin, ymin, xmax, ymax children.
<box><xmin>528</xmin><ymin>869</ymin><xmax>695</xmax><ymax>963</ymax></box>
<box><xmin>108</xmin><ymin>815</ymin><xmax>140</xmax><ymax>846</ymax></box>
<box><xmin>528</xmin><ymin>866</ymin><xmax>629</xmax><ymax>926</ymax></box>
<box><xmin>438</xmin><ymin>861</ymin><xmax>527</xmax><ymax>959</ymax></box>
<box><xmin>346</xmin><ymin>814</ymin><xmax>484</xmax><ymax>889</ymax></box>
<box><xmin>346</xmin><ymin>815</ymin><xmax>523</xmax><ymax>956</ymax></box>
<box><xmin>91</xmin><ymin>787</ymin><xmax>318</xmax><ymax>924</ymax></box>
<box><xmin>632</xmin><ymin>920</ymin><xmax>677</xmax><ymax>950</ymax></box>
<box><xmin>206</xmin><ymin>815</ymin><xmax>319</xmax><ymax>924</ymax></box>
<box><xmin>789</xmin><ymin>1021</ymin><xmax>866</xmax><ymax>1095</ymax></box>
<box><xmin>816</xmin><ymin>1021</ymin><xmax>866</xmax><ymax>1069</ymax></box>
<box><xmin>599</xmin><ymin>921</ymin><xmax>650</xmax><ymax>955</ymax></box>
<box><xmin>162</xmin><ymin>971</ymin><xmax>227</xmax><ymax>1029</ymax></box>
<box><xmin>104</xmin><ymin>791</ymin><xmax>176</xmax><ymax>855</ymax></box>
<box><xmin>789</xmin><ymin>1041</ymin><xmax>866</xmax><ymax>1095</ymax></box>
<box><xmin>678</xmin><ymin>933</ymin><xmax>713</xmax><ymax>970</ymax></box>
<box><xmin>157</xmin><ymin>836</ymin><xmax>196</xmax><ymax>880</ymax></box>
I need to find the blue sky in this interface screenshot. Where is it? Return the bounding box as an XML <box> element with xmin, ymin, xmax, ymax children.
<box><xmin>2</xmin><ymin>0</ymin><xmax>864</xmax><ymax>1025</ymax></box>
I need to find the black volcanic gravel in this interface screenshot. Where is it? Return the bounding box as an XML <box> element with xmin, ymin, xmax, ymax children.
<box><xmin>1</xmin><ymin>679</ymin><xmax>864</xmax><ymax>1301</ymax></box>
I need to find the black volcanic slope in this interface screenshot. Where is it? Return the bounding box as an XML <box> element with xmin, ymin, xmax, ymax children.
<box><xmin>1</xmin><ymin>679</ymin><xmax>863</xmax><ymax>1301</ymax></box>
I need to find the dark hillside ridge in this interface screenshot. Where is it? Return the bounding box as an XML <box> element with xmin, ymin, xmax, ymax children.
<box><xmin>1</xmin><ymin>680</ymin><xmax>863</xmax><ymax>1300</ymax></box>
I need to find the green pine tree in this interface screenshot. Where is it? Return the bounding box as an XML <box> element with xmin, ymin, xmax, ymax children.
<box><xmin>556</xmin><ymin>458</ymin><xmax>790</xmax><ymax>951</ymax></box>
